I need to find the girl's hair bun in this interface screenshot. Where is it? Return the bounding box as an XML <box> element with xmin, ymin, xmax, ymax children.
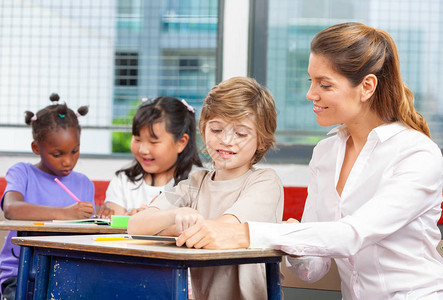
<box><xmin>77</xmin><ymin>105</ymin><xmax>89</xmax><ymax>116</ymax></box>
<box><xmin>49</xmin><ymin>93</ymin><xmax>60</xmax><ymax>103</ymax></box>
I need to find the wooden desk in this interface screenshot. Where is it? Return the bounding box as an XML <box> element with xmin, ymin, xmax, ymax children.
<box><xmin>0</xmin><ymin>220</ymin><xmax>127</xmax><ymax>298</ymax></box>
<box><xmin>12</xmin><ymin>234</ymin><xmax>284</xmax><ymax>300</ymax></box>
<box><xmin>0</xmin><ymin>220</ymin><xmax>126</xmax><ymax>236</ymax></box>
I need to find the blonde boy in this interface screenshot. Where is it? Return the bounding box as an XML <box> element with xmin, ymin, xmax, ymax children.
<box><xmin>128</xmin><ymin>77</ymin><xmax>283</xmax><ymax>299</ymax></box>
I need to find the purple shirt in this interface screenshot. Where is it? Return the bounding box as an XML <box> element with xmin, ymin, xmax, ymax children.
<box><xmin>0</xmin><ymin>162</ymin><xmax>95</xmax><ymax>288</ymax></box>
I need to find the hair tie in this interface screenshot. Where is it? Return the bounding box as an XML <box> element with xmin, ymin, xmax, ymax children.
<box><xmin>31</xmin><ymin>115</ymin><xmax>37</xmax><ymax>121</ymax></box>
<box><xmin>59</xmin><ymin>114</ymin><xmax>66</xmax><ymax>118</ymax></box>
<box><xmin>181</xmin><ymin>99</ymin><xmax>195</xmax><ymax>113</ymax></box>
<box><xmin>75</xmin><ymin>112</ymin><xmax>81</xmax><ymax>118</ymax></box>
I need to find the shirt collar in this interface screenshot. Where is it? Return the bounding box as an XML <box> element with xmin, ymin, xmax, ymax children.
<box><xmin>326</xmin><ymin>122</ymin><xmax>407</xmax><ymax>143</ymax></box>
<box><xmin>371</xmin><ymin>122</ymin><xmax>407</xmax><ymax>143</ymax></box>
<box><xmin>327</xmin><ymin>124</ymin><xmax>348</xmax><ymax>140</ymax></box>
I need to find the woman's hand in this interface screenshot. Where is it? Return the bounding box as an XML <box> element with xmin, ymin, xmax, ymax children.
<box><xmin>282</xmin><ymin>218</ymin><xmax>300</xmax><ymax>258</ymax></box>
<box><xmin>282</xmin><ymin>218</ymin><xmax>300</xmax><ymax>224</ymax></box>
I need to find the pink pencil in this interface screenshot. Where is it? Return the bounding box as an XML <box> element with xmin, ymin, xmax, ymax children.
<box><xmin>54</xmin><ymin>178</ymin><xmax>81</xmax><ymax>202</ymax></box>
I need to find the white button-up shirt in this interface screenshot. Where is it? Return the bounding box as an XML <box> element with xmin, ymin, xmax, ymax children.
<box><xmin>249</xmin><ymin>122</ymin><xmax>443</xmax><ymax>299</ymax></box>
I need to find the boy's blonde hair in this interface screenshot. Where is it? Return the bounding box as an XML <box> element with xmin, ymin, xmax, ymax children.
<box><xmin>199</xmin><ymin>77</ymin><xmax>277</xmax><ymax>165</ymax></box>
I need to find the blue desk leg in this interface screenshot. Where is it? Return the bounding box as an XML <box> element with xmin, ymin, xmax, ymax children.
<box><xmin>16</xmin><ymin>246</ymin><xmax>32</xmax><ymax>300</ymax></box>
<box><xmin>266</xmin><ymin>262</ymin><xmax>282</xmax><ymax>300</ymax></box>
<box><xmin>172</xmin><ymin>267</ymin><xmax>188</xmax><ymax>300</ymax></box>
<box><xmin>33</xmin><ymin>254</ymin><xmax>50</xmax><ymax>300</ymax></box>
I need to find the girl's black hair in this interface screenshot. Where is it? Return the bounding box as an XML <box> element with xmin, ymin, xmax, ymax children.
<box><xmin>118</xmin><ymin>96</ymin><xmax>202</xmax><ymax>186</ymax></box>
<box><xmin>24</xmin><ymin>93</ymin><xmax>89</xmax><ymax>142</ymax></box>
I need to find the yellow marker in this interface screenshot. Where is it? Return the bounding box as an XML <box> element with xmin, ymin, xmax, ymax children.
<box><xmin>93</xmin><ymin>237</ymin><xmax>129</xmax><ymax>241</ymax></box>
<box><xmin>33</xmin><ymin>222</ymin><xmax>45</xmax><ymax>225</ymax></box>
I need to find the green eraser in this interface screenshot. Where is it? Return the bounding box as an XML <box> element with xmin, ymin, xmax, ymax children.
<box><xmin>110</xmin><ymin>215</ymin><xmax>130</xmax><ymax>228</ymax></box>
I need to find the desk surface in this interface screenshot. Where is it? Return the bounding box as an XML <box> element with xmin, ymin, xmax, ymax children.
<box><xmin>0</xmin><ymin>220</ymin><xmax>126</xmax><ymax>234</ymax></box>
<box><xmin>12</xmin><ymin>234</ymin><xmax>284</xmax><ymax>261</ymax></box>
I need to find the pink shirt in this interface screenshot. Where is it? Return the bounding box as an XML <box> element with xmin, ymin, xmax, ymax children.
<box><xmin>249</xmin><ymin>123</ymin><xmax>443</xmax><ymax>299</ymax></box>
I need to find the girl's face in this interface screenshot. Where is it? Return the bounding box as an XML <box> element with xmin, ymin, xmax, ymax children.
<box><xmin>204</xmin><ymin>116</ymin><xmax>258</xmax><ymax>180</ymax></box>
<box><xmin>306</xmin><ymin>53</ymin><xmax>366</xmax><ymax>127</ymax></box>
<box><xmin>31</xmin><ymin>127</ymin><xmax>80</xmax><ymax>177</ymax></box>
<box><xmin>130</xmin><ymin>121</ymin><xmax>188</xmax><ymax>183</ymax></box>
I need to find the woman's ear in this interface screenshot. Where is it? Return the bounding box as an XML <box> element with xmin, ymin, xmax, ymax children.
<box><xmin>31</xmin><ymin>141</ymin><xmax>40</xmax><ymax>155</ymax></box>
<box><xmin>360</xmin><ymin>74</ymin><xmax>377</xmax><ymax>102</ymax></box>
<box><xmin>176</xmin><ymin>133</ymin><xmax>190</xmax><ymax>154</ymax></box>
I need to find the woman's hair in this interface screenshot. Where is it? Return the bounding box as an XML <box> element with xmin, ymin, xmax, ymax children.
<box><xmin>199</xmin><ymin>77</ymin><xmax>277</xmax><ymax>165</ymax></box>
<box><xmin>311</xmin><ymin>22</ymin><xmax>430</xmax><ymax>137</ymax></box>
<box><xmin>24</xmin><ymin>93</ymin><xmax>89</xmax><ymax>142</ymax></box>
<box><xmin>118</xmin><ymin>96</ymin><xmax>202</xmax><ymax>186</ymax></box>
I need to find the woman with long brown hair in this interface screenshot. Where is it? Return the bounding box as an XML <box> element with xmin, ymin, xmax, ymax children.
<box><xmin>175</xmin><ymin>23</ymin><xmax>443</xmax><ymax>299</ymax></box>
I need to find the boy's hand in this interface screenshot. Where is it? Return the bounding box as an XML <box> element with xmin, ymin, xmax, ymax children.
<box><xmin>63</xmin><ymin>201</ymin><xmax>95</xmax><ymax>219</ymax></box>
<box><xmin>96</xmin><ymin>205</ymin><xmax>114</xmax><ymax>218</ymax></box>
<box><xmin>176</xmin><ymin>220</ymin><xmax>250</xmax><ymax>250</ymax></box>
<box><xmin>175</xmin><ymin>207</ymin><xmax>204</xmax><ymax>234</ymax></box>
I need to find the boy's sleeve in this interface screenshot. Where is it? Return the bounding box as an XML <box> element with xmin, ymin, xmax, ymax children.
<box><xmin>149</xmin><ymin>170</ymin><xmax>207</xmax><ymax>210</ymax></box>
<box><xmin>224</xmin><ymin>169</ymin><xmax>284</xmax><ymax>223</ymax></box>
<box><xmin>149</xmin><ymin>180</ymin><xmax>192</xmax><ymax>210</ymax></box>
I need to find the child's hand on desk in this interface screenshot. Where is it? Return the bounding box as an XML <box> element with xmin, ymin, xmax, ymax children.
<box><xmin>96</xmin><ymin>205</ymin><xmax>114</xmax><ymax>218</ymax></box>
<box><xmin>176</xmin><ymin>220</ymin><xmax>250</xmax><ymax>250</ymax></box>
<box><xmin>174</xmin><ymin>207</ymin><xmax>204</xmax><ymax>234</ymax></box>
<box><xmin>125</xmin><ymin>204</ymin><xmax>148</xmax><ymax>216</ymax></box>
<box><xmin>63</xmin><ymin>201</ymin><xmax>95</xmax><ymax>219</ymax></box>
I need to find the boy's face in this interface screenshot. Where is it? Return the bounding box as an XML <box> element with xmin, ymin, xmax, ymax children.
<box><xmin>31</xmin><ymin>127</ymin><xmax>80</xmax><ymax>177</ymax></box>
<box><xmin>204</xmin><ymin>116</ymin><xmax>258</xmax><ymax>180</ymax></box>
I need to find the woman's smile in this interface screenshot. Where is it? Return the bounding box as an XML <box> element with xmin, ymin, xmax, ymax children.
<box><xmin>313</xmin><ymin>104</ymin><xmax>328</xmax><ymax>113</ymax></box>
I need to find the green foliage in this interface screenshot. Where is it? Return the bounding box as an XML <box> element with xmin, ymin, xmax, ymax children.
<box><xmin>111</xmin><ymin>100</ymin><xmax>140</xmax><ymax>153</ymax></box>
<box><xmin>112</xmin><ymin>131</ymin><xmax>132</xmax><ymax>153</ymax></box>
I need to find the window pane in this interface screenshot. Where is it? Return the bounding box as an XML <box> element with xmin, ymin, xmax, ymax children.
<box><xmin>265</xmin><ymin>0</ymin><xmax>443</xmax><ymax>148</ymax></box>
<box><xmin>0</xmin><ymin>0</ymin><xmax>219</xmax><ymax>154</ymax></box>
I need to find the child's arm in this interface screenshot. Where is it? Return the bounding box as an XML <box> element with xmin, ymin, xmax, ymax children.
<box><xmin>128</xmin><ymin>207</ymin><xmax>174</xmax><ymax>235</ymax></box>
<box><xmin>176</xmin><ymin>220</ymin><xmax>250</xmax><ymax>250</ymax></box>
<box><xmin>125</xmin><ymin>204</ymin><xmax>147</xmax><ymax>216</ymax></box>
<box><xmin>127</xmin><ymin>206</ymin><xmax>203</xmax><ymax>236</ymax></box>
<box><xmin>3</xmin><ymin>191</ymin><xmax>95</xmax><ymax>220</ymax></box>
<box><xmin>212</xmin><ymin>214</ymin><xmax>241</xmax><ymax>224</ymax></box>
<box><xmin>128</xmin><ymin>170</ymin><xmax>208</xmax><ymax>235</ymax></box>
<box><xmin>128</xmin><ymin>203</ymin><xmax>236</xmax><ymax>237</ymax></box>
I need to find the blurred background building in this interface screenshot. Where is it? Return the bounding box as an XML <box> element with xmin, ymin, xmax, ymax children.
<box><xmin>1</xmin><ymin>0</ymin><xmax>441</xmax><ymax>160</ymax></box>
